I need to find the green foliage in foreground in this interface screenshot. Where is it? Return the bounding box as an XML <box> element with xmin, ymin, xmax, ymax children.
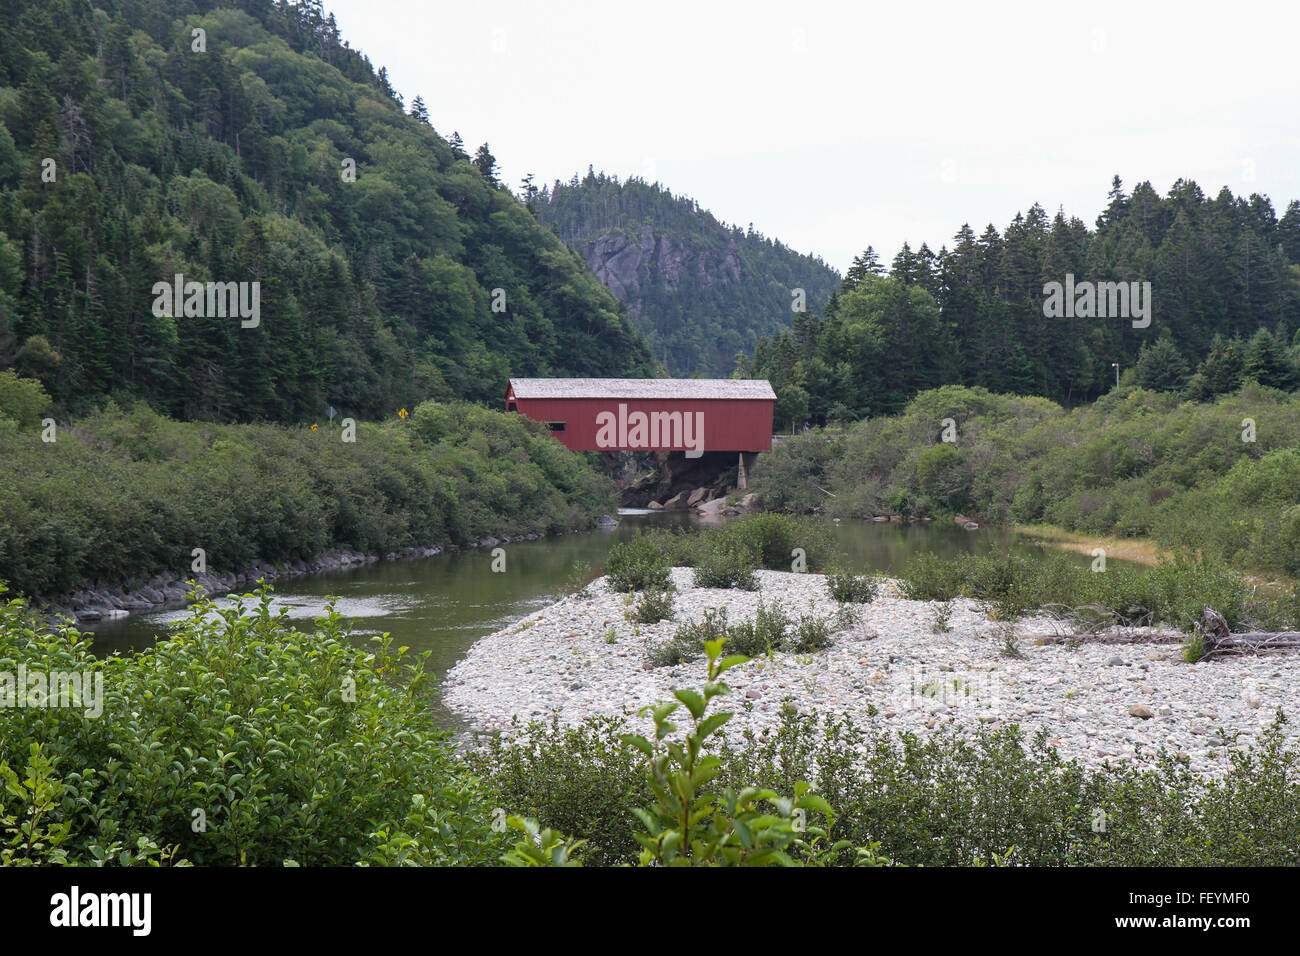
<box><xmin>473</xmin><ymin>700</ymin><xmax>1300</xmax><ymax>867</ymax></box>
<box><xmin>0</xmin><ymin>588</ymin><xmax>507</xmax><ymax>866</ymax></box>
<box><xmin>619</xmin><ymin>640</ymin><xmax>879</xmax><ymax>866</ymax></box>
<box><xmin>0</xmin><ymin>399</ymin><xmax>614</xmax><ymax>598</ymax></box>
<box><xmin>896</xmin><ymin>550</ymin><xmax>1286</xmax><ymax>632</ymax></box>
<box><xmin>502</xmin><ymin>640</ymin><xmax>889</xmax><ymax>867</ymax></box>
<box><xmin>753</xmin><ymin>383</ymin><xmax>1300</xmax><ymax>577</ymax></box>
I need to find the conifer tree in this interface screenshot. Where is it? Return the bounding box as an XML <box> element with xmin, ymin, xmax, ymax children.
<box><xmin>1135</xmin><ymin>334</ymin><xmax>1190</xmax><ymax>391</ymax></box>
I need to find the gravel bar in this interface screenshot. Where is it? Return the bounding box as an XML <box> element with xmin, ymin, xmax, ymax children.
<box><xmin>443</xmin><ymin>569</ymin><xmax>1299</xmax><ymax>774</ymax></box>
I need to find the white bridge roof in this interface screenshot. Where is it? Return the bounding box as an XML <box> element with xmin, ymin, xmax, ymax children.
<box><xmin>508</xmin><ymin>378</ymin><xmax>776</xmax><ymax>401</ymax></box>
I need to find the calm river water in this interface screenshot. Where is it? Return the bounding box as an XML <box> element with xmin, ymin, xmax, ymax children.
<box><xmin>83</xmin><ymin>513</ymin><xmax>1108</xmax><ymax>723</ymax></box>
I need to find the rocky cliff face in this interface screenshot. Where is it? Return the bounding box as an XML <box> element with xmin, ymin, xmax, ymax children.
<box><xmin>535</xmin><ymin>172</ymin><xmax>839</xmax><ymax>375</ymax></box>
<box><xmin>580</xmin><ymin>226</ymin><xmax>743</xmax><ymax>321</ymax></box>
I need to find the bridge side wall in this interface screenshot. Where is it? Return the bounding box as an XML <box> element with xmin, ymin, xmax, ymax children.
<box><xmin>512</xmin><ymin>397</ymin><xmax>774</xmax><ymax>453</ymax></box>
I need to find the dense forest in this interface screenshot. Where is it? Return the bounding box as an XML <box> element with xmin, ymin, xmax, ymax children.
<box><xmin>748</xmin><ymin>178</ymin><xmax>1300</xmax><ymax>425</ymax></box>
<box><xmin>0</xmin><ymin>0</ymin><xmax>654</xmax><ymax>421</ymax></box>
<box><xmin>535</xmin><ymin>171</ymin><xmax>839</xmax><ymax>376</ymax></box>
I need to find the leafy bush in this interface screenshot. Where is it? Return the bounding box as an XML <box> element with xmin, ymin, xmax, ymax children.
<box><xmin>605</xmin><ymin>535</ymin><xmax>673</xmax><ymax>593</ymax></box>
<box><xmin>0</xmin><ymin>587</ymin><xmax>506</xmax><ymax>866</ymax></box>
<box><xmin>711</xmin><ymin>513</ymin><xmax>838</xmax><ymax>572</ymax></box>
<box><xmin>609</xmin><ymin>517</ymin><xmax>840</xmax><ymax>596</ymax></box>
<box><xmin>632</xmin><ymin>587</ymin><xmax>675</xmax><ymax>624</ymax></box>
<box><xmin>647</xmin><ymin>637</ymin><xmax>701</xmax><ymax>669</ymax></box>
<box><xmin>465</xmin><ymin>714</ymin><xmax>645</xmax><ymax>866</ymax></box>
<box><xmin>899</xmin><ymin>552</ymin><xmax>968</xmax><ymax>601</ymax></box>
<box><xmin>791</xmin><ymin>612</ymin><xmax>834</xmax><ymax>652</ymax></box>
<box><xmin>475</xmin><ymin>701</ymin><xmax>1300</xmax><ymax>866</ymax></box>
<box><xmin>619</xmin><ymin>640</ymin><xmax>872</xmax><ymax>866</ymax></box>
<box><xmin>692</xmin><ymin>544</ymin><xmax>759</xmax><ymax>591</ymax></box>
<box><xmin>899</xmin><ymin>549</ymin><xmax>1256</xmax><ymax>632</ymax></box>
<box><xmin>931</xmin><ymin>602</ymin><xmax>953</xmax><ymax>633</ymax></box>
<box><xmin>723</xmin><ymin>600</ymin><xmax>791</xmax><ymax>657</ymax></box>
<box><xmin>826</xmin><ymin>569</ymin><xmax>878</xmax><ymax>603</ymax></box>
<box><xmin>755</xmin><ymin>383</ymin><xmax>1300</xmax><ymax>580</ymax></box>
<box><xmin>647</xmin><ymin>609</ymin><xmax>730</xmax><ymax>668</ymax></box>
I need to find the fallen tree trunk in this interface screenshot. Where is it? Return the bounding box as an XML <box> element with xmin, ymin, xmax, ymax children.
<box><xmin>1199</xmin><ymin>605</ymin><xmax>1300</xmax><ymax>660</ymax></box>
<box><xmin>1033</xmin><ymin>630</ymin><xmax>1185</xmax><ymax>646</ymax></box>
<box><xmin>1029</xmin><ymin>606</ymin><xmax>1300</xmax><ymax>657</ymax></box>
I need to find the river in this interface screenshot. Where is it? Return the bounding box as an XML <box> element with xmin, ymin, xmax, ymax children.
<box><xmin>83</xmin><ymin>513</ymin><xmax>1120</xmax><ymax>724</ymax></box>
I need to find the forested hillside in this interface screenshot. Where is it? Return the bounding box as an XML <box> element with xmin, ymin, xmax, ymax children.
<box><xmin>748</xmin><ymin>178</ymin><xmax>1300</xmax><ymax>423</ymax></box>
<box><xmin>0</xmin><ymin>0</ymin><xmax>654</xmax><ymax>420</ymax></box>
<box><xmin>535</xmin><ymin>170</ymin><xmax>839</xmax><ymax>376</ymax></box>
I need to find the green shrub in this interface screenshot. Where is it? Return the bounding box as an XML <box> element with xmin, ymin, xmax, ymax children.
<box><xmin>899</xmin><ymin>552</ymin><xmax>967</xmax><ymax>601</ymax></box>
<box><xmin>791</xmin><ymin>612</ymin><xmax>834</xmax><ymax>652</ymax></box>
<box><xmin>465</xmin><ymin>714</ymin><xmax>645</xmax><ymax>866</ymax></box>
<box><xmin>756</xmin><ymin>383</ymin><xmax>1300</xmax><ymax>581</ymax></box>
<box><xmin>632</xmin><ymin>587</ymin><xmax>675</xmax><ymax>624</ymax></box>
<box><xmin>724</xmin><ymin>600</ymin><xmax>791</xmax><ymax>657</ymax></box>
<box><xmin>711</xmin><ymin>513</ymin><xmax>838</xmax><ymax>571</ymax></box>
<box><xmin>475</xmin><ymin>701</ymin><xmax>1300</xmax><ymax>866</ymax></box>
<box><xmin>0</xmin><ymin>587</ymin><xmax>506</xmax><ymax>866</ymax></box>
<box><xmin>605</xmin><ymin>535</ymin><xmax>673</xmax><ymax>593</ymax></box>
<box><xmin>618</xmin><ymin>640</ymin><xmax>867</xmax><ymax>866</ymax></box>
<box><xmin>692</xmin><ymin>544</ymin><xmax>759</xmax><ymax>591</ymax></box>
<box><xmin>647</xmin><ymin>638</ymin><xmax>700</xmax><ymax>669</ymax></box>
<box><xmin>931</xmin><ymin>602</ymin><xmax>953</xmax><ymax>632</ymax></box>
<box><xmin>0</xmin><ymin>400</ymin><xmax>617</xmax><ymax>599</ymax></box>
<box><xmin>647</xmin><ymin>608</ymin><xmax>729</xmax><ymax>668</ymax></box>
<box><xmin>899</xmin><ymin>550</ymin><xmax>1256</xmax><ymax>632</ymax></box>
<box><xmin>826</xmin><ymin>569</ymin><xmax>878</xmax><ymax>603</ymax></box>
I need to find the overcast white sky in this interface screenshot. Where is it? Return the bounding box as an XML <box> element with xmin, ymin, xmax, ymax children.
<box><xmin>322</xmin><ymin>0</ymin><xmax>1300</xmax><ymax>273</ymax></box>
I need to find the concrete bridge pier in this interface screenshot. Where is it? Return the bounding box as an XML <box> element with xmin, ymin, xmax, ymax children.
<box><xmin>737</xmin><ymin>451</ymin><xmax>758</xmax><ymax>490</ymax></box>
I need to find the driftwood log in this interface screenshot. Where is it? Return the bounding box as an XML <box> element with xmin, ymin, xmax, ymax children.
<box><xmin>1030</xmin><ymin>606</ymin><xmax>1300</xmax><ymax>659</ymax></box>
<box><xmin>1198</xmin><ymin>605</ymin><xmax>1300</xmax><ymax>660</ymax></box>
<box><xmin>1034</xmin><ymin>630</ymin><xmax>1185</xmax><ymax>646</ymax></box>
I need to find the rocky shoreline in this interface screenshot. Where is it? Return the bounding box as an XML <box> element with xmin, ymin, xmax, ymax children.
<box><xmin>444</xmin><ymin>568</ymin><xmax>1299</xmax><ymax>775</ymax></box>
<box><xmin>41</xmin><ymin>526</ymin><xmax>592</xmax><ymax>625</ymax></box>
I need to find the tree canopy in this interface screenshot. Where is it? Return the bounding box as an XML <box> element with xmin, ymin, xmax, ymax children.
<box><xmin>0</xmin><ymin>0</ymin><xmax>654</xmax><ymax>421</ymax></box>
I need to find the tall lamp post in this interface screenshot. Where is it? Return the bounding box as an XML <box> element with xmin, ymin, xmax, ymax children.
<box><xmin>1111</xmin><ymin>362</ymin><xmax>1120</xmax><ymax>389</ymax></box>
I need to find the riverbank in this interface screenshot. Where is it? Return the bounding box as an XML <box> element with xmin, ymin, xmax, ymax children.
<box><xmin>1</xmin><ymin>400</ymin><xmax>619</xmax><ymax>605</ymax></box>
<box><xmin>444</xmin><ymin>568</ymin><xmax>1299</xmax><ymax>775</ymax></box>
<box><xmin>43</xmin><ymin>524</ymin><xmax>603</xmax><ymax>624</ymax></box>
<box><xmin>1014</xmin><ymin>524</ymin><xmax>1166</xmax><ymax>565</ymax></box>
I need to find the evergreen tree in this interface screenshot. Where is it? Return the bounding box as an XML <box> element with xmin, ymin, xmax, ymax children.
<box><xmin>842</xmin><ymin>246</ymin><xmax>883</xmax><ymax>291</ymax></box>
<box><xmin>473</xmin><ymin>143</ymin><xmax>498</xmax><ymax>183</ymax></box>
<box><xmin>1244</xmin><ymin>328</ymin><xmax>1300</xmax><ymax>390</ymax></box>
<box><xmin>1186</xmin><ymin>335</ymin><xmax>1244</xmax><ymax>400</ymax></box>
<box><xmin>1135</xmin><ymin>335</ymin><xmax>1190</xmax><ymax>391</ymax></box>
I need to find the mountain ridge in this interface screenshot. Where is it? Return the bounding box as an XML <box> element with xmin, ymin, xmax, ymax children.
<box><xmin>535</xmin><ymin>170</ymin><xmax>839</xmax><ymax>376</ymax></box>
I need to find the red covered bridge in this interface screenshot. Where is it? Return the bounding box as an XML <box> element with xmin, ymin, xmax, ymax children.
<box><xmin>505</xmin><ymin>378</ymin><xmax>775</xmax><ymax>454</ymax></box>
